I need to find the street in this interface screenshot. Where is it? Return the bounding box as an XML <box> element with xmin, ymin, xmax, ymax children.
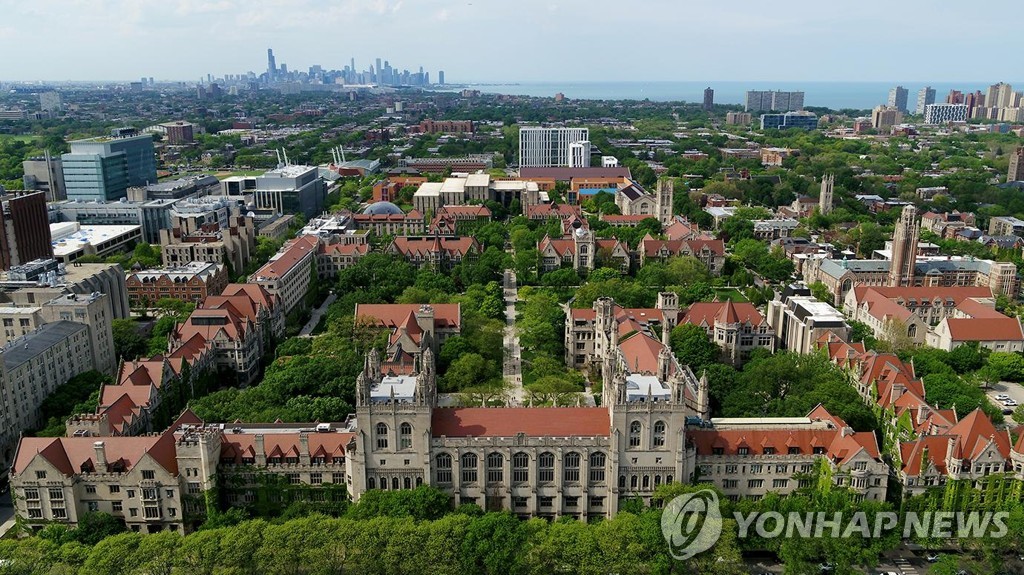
<box><xmin>503</xmin><ymin>269</ymin><xmax>524</xmax><ymax>406</ymax></box>
<box><xmin>984</xmin><ymin>380</ymin><xmax>1024</xmax><ymax>417</ymax></box>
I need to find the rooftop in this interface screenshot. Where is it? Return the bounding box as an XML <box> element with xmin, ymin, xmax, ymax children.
<box><xmin>0</xmin><ymin>321</ymin><xmax>87</xmax><ymax>370</ymax></box>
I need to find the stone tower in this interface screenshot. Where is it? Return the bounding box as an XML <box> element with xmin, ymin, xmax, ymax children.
<box><xmin>656</xmin><ymin>178</ymin><xmax>674</xmax><ymax>226</ymax></box>
<box><xmin>888</xmin><ymin>205</ymin><xmax>919</xmax><ymax>287</ymax></box>
<box><xmin>819</xmin><ymin>174</ymin><xmax>834</xmax><ymax>216</ymax></box>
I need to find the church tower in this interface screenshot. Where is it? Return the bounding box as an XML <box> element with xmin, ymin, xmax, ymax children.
<box><xmin>888</xmin><ymin>205</ymin><xmax>919</xmax><ymax>287</ymax></box>
<box><xmin>819</xmin><ymin>174</ymin><xmax>834</xmax><ymax>216</ymax></box>
<box><xmin>656</xmin><ymin>178</ymin><xmax>674</xmax><ymax>226</ymax></box>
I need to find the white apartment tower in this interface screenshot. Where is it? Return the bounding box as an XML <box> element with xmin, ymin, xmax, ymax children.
<box><xmin>519</xmin><ymin>127</ymin><xmax>590</xmax><ymax>168</ymax></box>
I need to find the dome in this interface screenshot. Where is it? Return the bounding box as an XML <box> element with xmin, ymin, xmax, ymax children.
<box><xmin>363</xmin><ymin>201</ymin><xmax>404</xmax><ymax>215</ymax></box>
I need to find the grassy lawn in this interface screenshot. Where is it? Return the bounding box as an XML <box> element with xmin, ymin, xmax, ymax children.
<box><xmin>713</xmin><ymin>288</ymin><xmax>748</xmax><ymax>302</ymax></box>
<box><xmin>0</xmin><ymin>134</ymin><xmax>41</xmax><ymax>143</ymax></box>
<box><xmin>214</xmin><ymin>169</ymin><xmax>266</xmax><ymax>179</ymax></box>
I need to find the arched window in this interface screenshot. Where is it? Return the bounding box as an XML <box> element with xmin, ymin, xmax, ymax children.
<box><xmin>399</xmin><ymin>422</ymin><xmax>412</xmax><ymax>450</ymax></box>
<box><xmin>379</xmin><ymin>476</ymin><xmax>387</xmax><ymax>490</ymax></box>
<box><xmin>512</xmin><ymin>452</ymin><xmax>529</xmax><ymax>484</ymax></box>
<box><xmin>487</xmin><ymin>452</ymin><xmax>504</xmax><ymax>484</ymax></box>
<box><xmin>654</xmin><ymin>475</ymin><xmax>662</xmax><ymax>487</ymax></box>
<box><xmin>392</xmin><ymin>477</ymin><xmax>399</xmax><ymax>490</ymax></box>
<box><xmin>667</xmin><ymin>475</ymin><xmax>673</xmax><ymax>484</ymax></box>
<box><xmin>563</xmin><ymin>452</ymin><xmax>581</xmax><ymax>483</ymax></box>
<box><xmin>653</xmin><ymin>421</ymin><xmax>666</xmax><ymax>448</ymax></box>
<box><xmin>435</xmin><ymin>453</ymin><xmax>452</xmax><ymax>484</ymax></box>
<box><xmin>642</xmin><ymin>475</ymin><xmax>650</xmax><ymax>489</ymax></box>
<box><xmin>908</xmin><ymin>324</ymin><xmax>917</xmax><ymax>338</ymax></box>
<box><xmin>404</xmin><ymin>477</ymin><xmax>412</xmax><ymax>489</ymax></box>
<box><xmin>619</xmin><ymin>475</ymin><xmax>626</xmax><ymax>489</ymax></box>
<box><xmin>375</xmin><ymin>423</ymin><xmax>389</xmax><ymax>450</ymax></box>
<box><xmin>630</xmin><ymin>475</ymin><xmax>638</xmax><ymax>489</ymax></box>
<box><xmin>461</xmin><ymin>453</ymin><xmax>478</xmax><ymax>484</ymax></box>
<box><xmin>629</xmin><ymin>421</ymin><xmax>642</xmax><ymax>448</ymax></box>
<box><xmin>589</xmin><ymin>452</ymin><xmax>606</xmax><ymax>483</ymax></box>
<box><xmin>416</xmin><ymin>477</ymin><xmax>423</xmax><ymax>487</ymax></box>
<box><xmin>538</xmin><ymin>452</ymin><xmax>555</xmax><ymax>483</ymax></box>
<box><xmin>368</xmin><ymin>477</ymin><xmax>376</xmax><ymax>489</ymax></box>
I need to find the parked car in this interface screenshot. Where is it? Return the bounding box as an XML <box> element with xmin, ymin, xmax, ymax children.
<box><xmin>995</xmin><ymin>394</ymin><xmax>1011</xmax><ymax>401</ymax></box>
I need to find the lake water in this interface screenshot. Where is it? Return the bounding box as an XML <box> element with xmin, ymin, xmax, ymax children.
<box><xmin>462</xmin><ymin>81</ymin><xmax>1020</xmax><ymax>111</ymax></box>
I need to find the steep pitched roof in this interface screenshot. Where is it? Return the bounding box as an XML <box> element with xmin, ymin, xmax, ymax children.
<box><xmin>13</xmin><ymin>432</ymin><xmax>178</xmax><ymax>476</ymax></box>
<box><xmin>682</xmin><ymin>302</ymin><xmax>765</xmax><ymax>327</ymax></box>
<box><xmin>944</xmin><ymin>317</ymin><xmax>1024</xmax><ymax>342</ymax></box>
<box><xmin>948</xmin><ymin>409</ymin><xmax>1011</xmax><ymax>460</ymax></box>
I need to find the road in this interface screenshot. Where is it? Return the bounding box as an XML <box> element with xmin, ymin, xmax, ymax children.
<box><xmin>503</xmin><ymin>269</ymin><xmax>525</xmax><ymax>406</ymax></box>
<box><xmin>298</xmin><ymin>292</ymin><xmax>337</xmax><ymax>337</ymax></box>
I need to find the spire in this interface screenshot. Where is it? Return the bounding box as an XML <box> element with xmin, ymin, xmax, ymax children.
<box><xmin>697</xmin><ymin>369</ymin><xmax>710</xmax><ymax>420</ymax></box>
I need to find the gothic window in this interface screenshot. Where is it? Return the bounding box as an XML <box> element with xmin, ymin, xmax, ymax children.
<box><xmin>563</xmin><ymin>452</ymin><xmax>581</xmax><ymax>483</ymax></box>
<box><xmin>461</xmin><ymin>453</ymin><xmax>478</xmax><ymax>484</ymax></box>
<box><xmin>375</xmin><ymin>423</ymin><xmax>388</xmax><ymax>450</ymax></box>
<box><xmin>908</xmin><ymin>324</ymin><xmax>917</xmax><ymax>338</ymax></box>
<box><xmin>513</xmin><ymin>452</ymin><xmax>529</xmax><ymax>483</ymax></box>
<box><xmin>629</xmin><ymin>421</ymin><xmax>641</xmax><ymax>448</ymax></box>
<box><xmin>589</xmin><ymin>452</ymin><xmax>606</xmax><ymax>483</ymax></box>
<box><xmin>538</xmin><ymin>452</ymin><xmax>555</xmax><ymax>483</ymax></box>
<box><xmin>435</xmin><ymin>453</ymin><xmax>452</xmax><ymax>484</ymax></box>
<box><xmin>399</xmin><ymin>422</ymin><xmax>412</xmax><ymax>450</ymax></box>
<box><xmin>487</xmin><ymin>453</ymin><xmax>504</xmax><ymax>484</ymax></box>
<box><xmin>653</xmin><ymin>421</ymin><xmax>666</xmax><ymax>447</ymax></box>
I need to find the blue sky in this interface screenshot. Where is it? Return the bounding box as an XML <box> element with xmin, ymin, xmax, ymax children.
<box><xmin>0</xmin><ymin>0</ymin><xmax>1016</xmax><ymax>82</ymax></box>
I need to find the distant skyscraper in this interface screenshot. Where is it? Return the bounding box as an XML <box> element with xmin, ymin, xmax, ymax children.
<box><xmin>915</xmin><ymin>86</ymin><xmax>936</xmax><ymax>115</ymax></box>
<box><xmin>871</xmin><ymin>106</ymin><xmax>902</xmax><ymax>131</ymax></box>
<box><xmin>923</xmin><ymin>103</ymin><xmax>968</xmax><ymax>125</ymax></box>
<box><xmin>745</xmin><ymin>90</ymin><xmax>804</xmax><ymax>113</ymax></box>
<box><xmin>519</xmin><ymin>127</ymin><xmax>590</xmax><ymax>168</ymax></box>
<box><xmin>889</xmin><ymin>205</ymin><xmax>919</xmax><ymax>287</ymax></box>
<box><xmin>267</xmin><ymin>48</ymin><xmax>276</xmax><ymax>80</ymax></box>
<box><xmin>986</xmin><ymin>82</ymin><xmax>1015</xmax><ymax>109</ymax></box>
<box><xmin>1009</xmin><ymin>147</ymin><xmax>1024</xmax><ymax>183</ymax></box>
<box><xmin>438</xmin><ymin>71</ymin><xmax>445</xmax><ymax>85</ymax></box>
<box><xmin>703</xmin><ymin>87</ymin><xmax>714</xmax><ymax>111</ymax></box>
<box><xmin>887</xmin><ymin>86</ymin><xmax>908</xmax><ymax>113</ymax></box>
<box><xmin>946</xmin><ymin>90</ymin><xmax>963</xmax><ymax>104</ymax></box>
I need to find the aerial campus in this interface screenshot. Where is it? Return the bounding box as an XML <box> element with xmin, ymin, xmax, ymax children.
<box><xmin>2</xmin><ymin>32</ymin><xmax>1024</xmax><ymax>575</ymax></box>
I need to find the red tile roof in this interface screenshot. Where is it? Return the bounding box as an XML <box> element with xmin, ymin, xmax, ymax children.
<box><xmin>251</xmin><ymin>235</ymin><xmax>318</xmax><ymax>280</ymax></box>
<box><xmin>13</xmin><ymin>432</ymin><xmax>178</xmax><ymax>476</ymax></box>
<box><xmin>353</xmin><ymin>303</ymin><xmax>461</xmax><ymax>330</ymax></box>
<box><xmin>390</xmin><ymin>236</ymin><xmax>479</xmax><ymax>258</ymax></box>
<box><xmin>944</xmin><ymin>317</ymin><xmax>1024</xmax><ymax>342</ymax></box>
<box><xmin>431</xmin><ymin>408</ymin><xmax>609</xmax><ymax>437</ymax></box>
<box><xmin>682</xmin><ymin>301</ymin><xmax>765</xmax><ymax>327</ymax></box>
<box><xmin>527</xmin><ymin>203</ymin><xmax>581</xmax><ymax>219</ymax></box>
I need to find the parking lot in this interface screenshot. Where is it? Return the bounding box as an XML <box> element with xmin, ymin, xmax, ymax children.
<box><xmin>985</xmin><ymin>381</ymin><xmax>1024</xmax><ymax>415</ymax></box>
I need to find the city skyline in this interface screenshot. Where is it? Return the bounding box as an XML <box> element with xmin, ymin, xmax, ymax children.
<box><xmin>0</xmin><ymin>0</ymin><xmax>1019</xmax><ymax>83</ymax></box>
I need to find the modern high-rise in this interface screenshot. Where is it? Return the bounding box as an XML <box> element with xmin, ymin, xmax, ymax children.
<box><xmin>438</xmin><ymin>71</ymin><xmax>445</xmax><ymax>85</ymax></box>
<box><xmin>61</xmin><ymin>131</ymin><xmax>157</xmax><ymax>202</ymax></box>
<box><xmin>267</xmin><ymin>48</ymin><xmax>276</xmax><ymax>80</ymax></box>
<box><xmin>760</xmin><ymin>111</ymin><xmax>818</xmax><ymax>131</ymax></box>
<box><xmin>887</xmin><ymin>86</ymin><xmax>909</xmax><ymax>113</ymax></box>
<box><xmin>923</xmin><ymin>103</ymin><xmax>968</xmax><ymax>125</ymax></box>
<box><xmin>986</xmin><ymin>83</ymin><xmax>1015</xmax><ymax>109</ymax></box>
<box><xmin>702</xmin><ymin>87</ymin><xmax>714</xmax><ymax>111</ymax></box>
<box><xmin>745</xmin><ymin>90</ymin><xmax>805</xmax><ymax>113</ymax></box>
<box><xmin>888</xmin><ymin>205</ymin><xmax>919</xmax><ymax>287</ymax></box>
<box><xmin>0</xmin><ymin>191</ymin><xmax>53</xmax><ymax>270</ymax></box>
<box><xmin>518</xmin><ymin>127</ymin><xmax>590</xmax><ymax>168</ymax></box>
<box><xmin>916</xmin><ymin>86</ymin><xmax>936</xmax><ymax>115</ymax></box>
<box><xmin>568</xmin><ymin>141</ymin><xmax>591</xmax><ymax>168</ymax></box>
<box><xmin>1009</xmin><ymin>147</ymin><xmax>1024</xmax><ymax>182</ymax></box>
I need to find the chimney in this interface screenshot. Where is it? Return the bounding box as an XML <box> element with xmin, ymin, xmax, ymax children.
<box><xmin>299</xmin><ymin>431</ymin><xmax>310</xmax><ymax>465</ymax></box>
<box><xmin>93</xmin><ymin>441</ymin><xmax>107</xmax><ymax>472</ymax></box>
<box><xmin>254</xmin><ymin>434</ymin><xmax>266</xmax><ymax>466</ymax></box>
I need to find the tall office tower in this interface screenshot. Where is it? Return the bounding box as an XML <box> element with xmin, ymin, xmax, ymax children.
<box><xmin>964</xmin><ymin>91</ymin><xmax>984</xmax><ymax>115</ymax></box>
<box><xmin>0</xmin><ymin>191</ymin><xmax>53</xmax><ymax>270</ymax></box>
<box><xmin>946</xmin><ymin>90</ymin><xmax>964</xmax><ymax>104</ymax></box>
<box><xmin>375</xmin><ymin>58</ymin><xmax>382</xmax><ymax>83</ymax></box>
<box><xmin>818</xmin><ymin>174</ymin><xmax>834</xmax><ymax>216</ymax></box>
<box><xmin>1009</xmin><ymin>147</ymin><xmax>1024</xmax><ymax>182</ymax></box>
<box><xmin>267</xmin><ymin>48</ymin><xmax>276</xmax><ymax>80</ymax></box>
<box><xmin>916</xmin><ymin>86</ymin><xmax>936</xmax><ymax>114</ymax></box>
<box><xmin>888</xmin><ymin>205</ymin><xmax>919</xmax><ymax>287</ymax></box>
<box><xmin>519</xmin><ymin>127</ymin><xmax>590</xmax><ymax>167</ymax></box>
<box><xmin>703</xmin><ymin>87</ymin><xmax>714</xmax><ymax>111</ymax></box>
<box><xmin>438</xmin><ymin>71</ymin><xmax>445</xmax><ymax>85</ymax></box>
<box><xmin>62</xmin><ymin>132</ymin><xmax>157</xmax><ymax>202</ymax></box>
<box><xmin>887</xmin><ymin>86</ymin><xmax>909</xmax><ymax>113</ymax></box>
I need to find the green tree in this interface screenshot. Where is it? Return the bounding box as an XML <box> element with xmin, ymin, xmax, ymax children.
<box><xmin>670</xmin><ymin>323</ymin><xmax>720</xmax><ymax>371</ymax></box>
<box><xmin>111</xmin><ymin>318</ymin><xmax>146</xmax><ymax>360</ymax></box>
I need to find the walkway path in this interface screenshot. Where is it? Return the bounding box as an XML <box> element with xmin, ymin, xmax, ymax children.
<box><xmin>503</xmin><ymin>269</ymin><xmax>525</xmax><ymax>406</ymax></box>
<box><xmin>298</xmin><ymin>292</ymin><xmax>337</xmax><ymax>337</ymax></box>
